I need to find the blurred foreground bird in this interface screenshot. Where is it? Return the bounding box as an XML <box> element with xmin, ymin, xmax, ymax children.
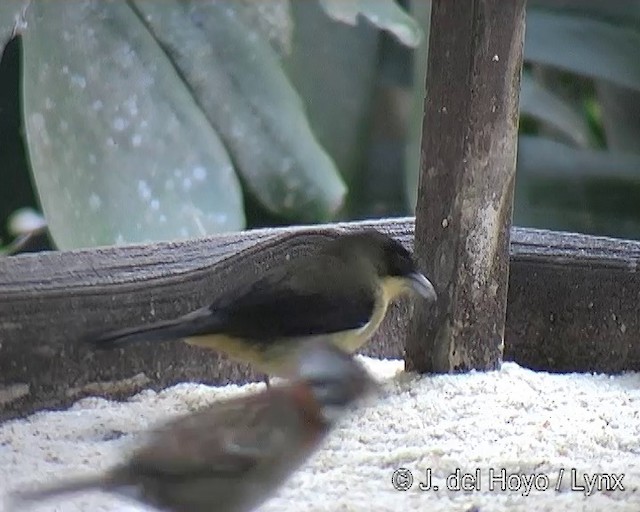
<box><xmin>90</xmin><ymin>229</ymin><xmax>436</xmax><ymax>377</ymax></box>
<box><xmin>10</xmin><ymin>340</ymin><xmax>378</xmax><ymax>512</ymax></box>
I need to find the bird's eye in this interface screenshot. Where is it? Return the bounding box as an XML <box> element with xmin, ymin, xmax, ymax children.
<box><xmin>309</xmin><ymin>377</ymin><xmax>358</xmax><ymax>407</ymax></box>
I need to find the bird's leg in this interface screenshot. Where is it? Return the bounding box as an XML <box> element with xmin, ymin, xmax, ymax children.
<box><xmin>262</xmin><ymin>374</ymin><xmax>271</xmax><ymax>388</ymax></box>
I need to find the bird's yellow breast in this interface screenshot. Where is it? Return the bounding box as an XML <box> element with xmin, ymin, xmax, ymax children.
<box><xmin>185</xmin><ymin>276</ymin><xmax>411</xmax><ymax>376</ymax></box>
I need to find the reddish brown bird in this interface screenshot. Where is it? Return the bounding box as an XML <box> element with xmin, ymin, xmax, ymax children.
<box><xmin>10</xmin><ymin>340</ymin><xmax>377</xmax><ymax>512</ymax></box>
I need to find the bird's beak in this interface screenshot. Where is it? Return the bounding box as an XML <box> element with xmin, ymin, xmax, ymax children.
<box><xmin>407</xmin><ymin>272</ymin><xmax>437</xmax><ymax>302</ymax></box>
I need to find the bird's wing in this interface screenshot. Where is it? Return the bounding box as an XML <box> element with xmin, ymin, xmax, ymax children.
<box><xmin>206</xmin><ymin>258</ymin><xmax>378</xmax><ymax>340</ymax></box>
<box><xmin>91</xmin><ymin>253</ymin><xmax>377</xmax><ymax>346</ymax></box>
<box><xmin>128</xmin><ymin>394</ymin><xmax>300</xmax><ymax>479</ymax></box>
<box><xmin>216</xmin><ymin>289</ymin><xmax>376</xmax><ymax>340</ymax></box>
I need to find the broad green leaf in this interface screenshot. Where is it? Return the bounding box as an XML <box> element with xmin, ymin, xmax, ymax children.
<box><xmin>283</xmin><ymin>0</ymin><xmax>379</xmax><ymax>207</ymax></box>
<box><xmin>319</xmin><ymin>0</ymin><xmax>423</xmax><ymax>48</ymax></box>
<box><xmin>229</xmin><ymin>0</ymin><xmax>293</xmax><ymax>57</ymax></box>
<box><xmin>519</xmin><ymin>71</ymin><xmax>591</xmax><ymax>147</ymax></box>
<box><xmin>22</xmin><ymin>0</ymin><xmax>245</xmax><ymax>249</ymax></box>
<box><xmin>134</xmin><ymin>0</ymin><xmax>346</xmax><ymax>222</ymax></box>
<box><xmin>525</xmin><ymin>10</ymin><xmax>640</xmax><ymax>91</ymax></box>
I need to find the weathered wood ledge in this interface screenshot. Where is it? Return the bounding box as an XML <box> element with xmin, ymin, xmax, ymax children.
<box><xmin>1</xmin><ymin>217</ymin><xmax>639</xmax><ymax>421</ymax></box>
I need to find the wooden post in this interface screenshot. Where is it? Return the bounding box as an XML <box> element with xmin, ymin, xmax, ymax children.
<box><xmin>406</xmin><ymin>0</ymin><xmax>527</xmax><ymax>372</ymax></box>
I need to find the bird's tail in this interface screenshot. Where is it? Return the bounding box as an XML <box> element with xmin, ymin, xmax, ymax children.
<box><xmin>89</xmin><ymin>318</ymin><xmax>188</xmax><ymax>348</ymax></box>
<box><xmin>88</xmin><ymin>307</ymin><xmax>217</xmax><ymax>349</ymax></box>
<box><xmin>7</xmin><ymin>474</ymin><xmax>112</xmax><ymax>509</ymax></box>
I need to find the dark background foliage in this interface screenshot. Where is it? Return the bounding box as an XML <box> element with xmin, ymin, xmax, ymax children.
<box><xmin>1</xmin><ymin>0</ymin><xmax>639</xmax><ymax>253</ymax></box>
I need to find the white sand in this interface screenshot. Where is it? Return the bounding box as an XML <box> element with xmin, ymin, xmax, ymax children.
<box><xmin>1</xmin><ymin>358</ymin><xmax>639</xmax><ymax>512</ymax></box>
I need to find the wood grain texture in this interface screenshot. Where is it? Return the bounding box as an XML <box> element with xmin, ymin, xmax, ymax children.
<box><xmin>407</xmin><ymin>0</ymin><xmax>526</xmax><ymax>373</ymax></box>
<box><xmin>1</xmin><ymin>218</ymin><xmax>639</xmax><ymax>421</ymax></box>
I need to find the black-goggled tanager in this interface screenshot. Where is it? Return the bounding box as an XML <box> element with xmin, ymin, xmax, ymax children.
<box><xmin>90</xmin><ymin>229</ymin><xmax>437</xmax><ymax>377</ymax></box>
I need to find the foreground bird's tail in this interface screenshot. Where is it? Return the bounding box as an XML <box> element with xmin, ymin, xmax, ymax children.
<box><xmin>7</xmin><ymin>474</ymin><xmax>112</xmax><ymax>509</ymax></box>
<box><xmin>88</xmin><ymin>307</ymin><xmax>218</xmax><ymax>349</ymax></box>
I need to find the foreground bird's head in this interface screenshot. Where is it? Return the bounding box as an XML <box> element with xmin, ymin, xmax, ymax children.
<box><xmin>291</xmin><ymin>341</ymin><xmax>378</xmax><ymax>424</ymax></box>
<box><xmin>324</xmin><ymin>230</ymin><xmax>437</xmax><ymax>302</ymax></box>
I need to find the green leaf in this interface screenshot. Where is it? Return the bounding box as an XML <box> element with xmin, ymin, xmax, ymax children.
<box><xmin>404</xmin><ymin>0</ymin><xmax>432</xmax><ymax>211</ymax></box>
<box><xmin>134</xmin><ymin>0</ymin><xmax>346</xmax><ymax>222</ymax></box>
<box><xmin>596</xmin><ymin>81</ymin><xmax>640</xmax><ymax>153</ymax></box>
<box><xmin>283</xmin><ymin>0</ymin><xmax>379</xmax><ymax>207</ymax></box>
<box><xmin>525</xmin><ymin>10</ymin><xmax>640</xmax><ymax>91</ymax></box>
<box><xmin>22</xmin><ymin>1</ymin><xmax>245</xmax><ymax>249</ymax></box>
<box><xmin>0</xmin><ymin>0</ymin><xmax>27</xmax><ymax>48</ymax></box>
<box><xmin>528</xmin><ymin>0</ymin><xmax>640</xmax><ymax>27</ymax></box>
<box><xmin>519</xmin><ymin>71</ymin><xmax>591</xmax><ymax>147</ymax></box>
<box><xmin>228</xmin><ymin>0</ymin><xmax>294</xmax><ymax>58</ymax></box>
<box><xmin>319</xmin><ymin>0</ymin><xmax>423</xmax><ymax>48</ymax></box>
<box><xmin>517</xmin><ymin>136</ymin><xmax>640</xmax><ymax>181</ymax></box>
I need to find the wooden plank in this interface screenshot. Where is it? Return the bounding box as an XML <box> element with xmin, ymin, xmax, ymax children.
<box><xmin>407</xmin><ymin>0</ymin><xmax>527</xmax><ymax>373</ymax></box>
<box><xmin>505</xmin><ymin>228</ymin><xmax>640</xmax><ymax>372</ymax></box>
<box><xmin>1</xmin><ymin>218</ymin><xmax>639</xmax><ymax>421</ymax></box>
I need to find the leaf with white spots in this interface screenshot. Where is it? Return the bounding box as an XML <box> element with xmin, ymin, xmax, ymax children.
<box><xmin>133</xmin><ymin>0</ymin><xmax>346</xmax><ymax>221</ymax></box>
<box><xmin>21</xmin><ymin>0</ymin><xmax>245</xmax><ymax>249</ymax></box>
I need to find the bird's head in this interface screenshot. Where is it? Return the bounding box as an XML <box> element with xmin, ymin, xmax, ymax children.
<box><xmin>327</xmin><ymin>230</ymin><xmax>437</xmax><ymax>302</ymax></box>
<box><xmin>292</xmin><ymin>340</ymin><xmax>378</xmax><ymax>424</ymax></box>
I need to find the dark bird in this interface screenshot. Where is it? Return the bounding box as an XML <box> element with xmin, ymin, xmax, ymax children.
<box><xmin>9</xmin><ymin>340</ymin><xmax>378</xmax><ymax>512</ymax></box>
<box><xmin>90</xmin><ymin>229</ymin><xmax>436</xmax><ymax>377</ymax></box>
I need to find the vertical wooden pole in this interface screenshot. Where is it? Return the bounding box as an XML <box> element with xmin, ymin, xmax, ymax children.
<box><xmin>406</xmin><ymin>0</ymin><xmax>527</xmax><ymax>372</ymax></box>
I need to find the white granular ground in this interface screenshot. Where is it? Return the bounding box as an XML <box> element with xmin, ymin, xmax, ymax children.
<box><xmin>1</xmin><ymin>358</ymin><xmax>639</xmax><ymax>511</ymax></box>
